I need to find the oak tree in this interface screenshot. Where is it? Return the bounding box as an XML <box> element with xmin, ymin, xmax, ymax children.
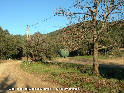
<box><xmin>56</xmin><ymin>0</ymin><xmax>124</xmax><ymax>75</ymax></box>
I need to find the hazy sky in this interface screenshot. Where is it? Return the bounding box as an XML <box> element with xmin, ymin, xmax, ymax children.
<box><xmin>0</xmin><ymin>0</ymin><xmax>75</xmax><ymax>35</ymax></box>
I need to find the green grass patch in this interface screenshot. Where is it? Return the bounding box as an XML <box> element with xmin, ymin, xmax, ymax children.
<box><xmin>20</xmin><ymin>61</ymin><xmax>124</xmax><ymax>93</ymax></box>
<box><xmin>20</xmin><ymin>61</ymin><xmax>81</xmax><ymax>75</ymax></box>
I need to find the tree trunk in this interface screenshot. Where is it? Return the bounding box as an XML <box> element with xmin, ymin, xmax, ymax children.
<box><xmin>93</xmin><ymin>32</ymin><xmax>99</xmax><ymax>75</ymax></box>
<box><xmin>92</xmin><ymin>1</ymin><xmax>99</xmax><ymax>75</ymax></box>
<box><xmin>27</xmin><ymin>54</ymin><xmax>28</xmax><ymax>61</ymax></box>
<box><xmin>92</xmin><ymin>19</ymin><xmax>99</xmax><ymax>75</ymax></box>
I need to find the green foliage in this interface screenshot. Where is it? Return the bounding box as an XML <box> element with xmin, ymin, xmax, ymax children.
<box><xmin>98</xmin><ymin>21</ymin><xmax>123</xmax><ymax>56</ymax></box>
<box><xmin>25</xmin><ymin>32</ymin><xmax>48</xmax><ymax>61</ymax></box>
<box><xmin>59</xmin><ymin>49</ymin><xmax>69</xmax><ymax>58</ymax></box>
<box><xmin>77</xmin><ymin>40</ymin><xmax>93</xmax><ymax>56</ymax></box>
<box><xmin>24</xmin><ymin>32</ymin><xmax>61</xmax><ymax>61</ymax></box>
<box><xmin>0</xmin><ymin>27</ymin><xmax>23</xmax><ymax>59</ymax></box>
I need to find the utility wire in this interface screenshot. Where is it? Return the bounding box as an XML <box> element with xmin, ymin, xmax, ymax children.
<box><xmin>28</xmin><ymin>4</ymin><xmax>74</xmax><ymax>31</ymax></box>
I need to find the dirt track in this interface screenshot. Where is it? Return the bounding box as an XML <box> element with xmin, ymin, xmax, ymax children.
<box><xmin>0</xmin><ymin>61</ymin><xmax>72</xmax><ymax>93</ymax></box>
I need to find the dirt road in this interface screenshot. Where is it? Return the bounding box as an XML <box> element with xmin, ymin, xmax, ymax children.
<box><xmin>0</xmin><ymin>61</ymin><xmax>72</xmax><ymax>93</ymax></box>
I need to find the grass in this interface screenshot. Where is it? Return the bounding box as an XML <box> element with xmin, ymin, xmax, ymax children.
<box><xmin>120</xmin><ymin>49</ymin><xmax>124</xmax><ymax>57</ymax></box>
<box><xmin>74</xmin><ymin>55</ymin><xmax>118</xmax><ymax>59</ymax></box>
<box><xmin>21</xmin><ymin>61</ymin><xmax>124</xmax><ymax>93</ymax></box>
<box><xmin>20</xmin><ymin>61</ymin><xmax>81</xmax><ymax>77</ymax></box>
<box><xmin>74</xmin><ymin>49</ymin><xmax>124</xmax><ymax>60</ymax></box>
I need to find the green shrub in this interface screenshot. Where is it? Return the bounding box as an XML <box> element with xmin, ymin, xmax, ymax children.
<box><xmin>59</xmin><ymin>49</ymin><xmax>69</xmax><ymax>58</ymax></box>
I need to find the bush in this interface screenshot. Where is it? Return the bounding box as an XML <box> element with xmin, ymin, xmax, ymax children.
<box><xmin>59</xmin><ymin>49</ymin><xmax>69</xmax><ymax>58</ymax></box>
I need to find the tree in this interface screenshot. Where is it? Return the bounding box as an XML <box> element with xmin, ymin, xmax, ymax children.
<box><xmin>0</xmin><ymin>27</ymin><xmax>24</xmax><ymax>59</ymax></box>
<box><xmin>24</xmin><ymin>32</ymin><xmax>48</xmax><ymax>61</ymax></box>
<box><xmin>55</xmin><ymin>0</ymin><xmax>124</xmax><ymax>75</ymax></box>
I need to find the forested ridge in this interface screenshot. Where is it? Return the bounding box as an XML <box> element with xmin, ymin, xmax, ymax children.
<box><xmin>0</xmin><ymin>20</ymin><xmax>124</xmax><ymax>60</ymax></box>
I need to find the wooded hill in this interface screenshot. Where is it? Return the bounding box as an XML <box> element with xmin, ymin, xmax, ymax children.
<box><xmin>47</xmin><ymin>20</ymin><xmax>124</xmax><ymax>56</ymax></box>
<box><xmin>0</xmin><ymin>20</ymin><xmax>124</xmax><ymax>60</ymax></box>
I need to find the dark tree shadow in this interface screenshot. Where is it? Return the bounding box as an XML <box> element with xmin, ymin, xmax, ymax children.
<box><xmin>0</xmin><ymin>75</ymin><xmax>16</xmax><ymax>93</ymax></box>
<box><xmin>99</xmin><ymin>63</ymin><xmax>124</xmax><ymax>80</ymax></box>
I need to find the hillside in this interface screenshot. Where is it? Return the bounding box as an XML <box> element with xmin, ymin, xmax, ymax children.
<box><xmin>46</xmin><ymin>20</ymin><xmax>124</xmax><ymax>56</ymax></box>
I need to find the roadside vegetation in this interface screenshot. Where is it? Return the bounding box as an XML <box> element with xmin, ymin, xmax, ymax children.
<box><xmin>21</xmin><ymin>61</ymin><xmax>124</xmax><ymax>93</ymax></box>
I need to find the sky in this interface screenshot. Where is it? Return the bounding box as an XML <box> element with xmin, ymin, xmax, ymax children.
<box><xmin>0</xmin><ymin>0</ymin><xmax>75</xmax><ymax>35</ymax></box>
<box><xmin>0</xmin><ymin>0</ymin><xmax>123</xmax><ymax>35</ymax></box>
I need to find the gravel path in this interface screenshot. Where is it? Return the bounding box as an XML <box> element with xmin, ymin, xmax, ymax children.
<box><xmin>0</xmin><ymin>61</ymin><xmax>72</xmax><ymax>93</ymax></box>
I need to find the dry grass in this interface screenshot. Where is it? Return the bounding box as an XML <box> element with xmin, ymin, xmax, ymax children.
<box><xmin>0</xmin><ymin>60</ymin><xmax>16</xmax><ymax>64</ymax></box>
<box><xmin>53</xmin><ymin>56</ymin><xmax>124</xmax><ymax>65</ymax></box>
<box><xmin>98</xmin><ymin>57</ymin><xmax>124</xmax><ymax>65</ymax></box>
<box><xmin>53</xmin><ymin>57</ymin><xmax>92</xmax><ymax>65</ymax></box>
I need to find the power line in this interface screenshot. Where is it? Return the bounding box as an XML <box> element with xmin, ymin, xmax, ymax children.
<box><xmin>29</xmin><ymin>15</ymin><xmax>55</xmax><ymax>28</ymax></box>
<box><xmin>27</xmin><ymin>4</ymin><xmax>75</xmax><ymax>32</ymax></box>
